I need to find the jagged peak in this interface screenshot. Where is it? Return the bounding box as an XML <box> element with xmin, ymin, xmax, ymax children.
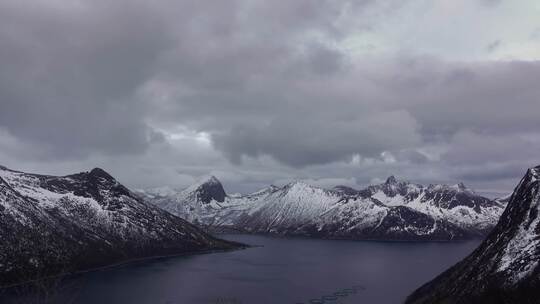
<box><xmin>88</xmin><ymin>168</ymin><xmax>115</xmax><ymax>180</ymax></box>
<box><xmin>194</xmin><ymin>175</ymin><xmax>222</xmax><ymax>187</ymax></box>
<box><xmin>184</xmin><ymin>174</ymin><xmax>226</xmax><ymax>203</ymax></box>
<box><xmin>282</xmin><ymin>181</ymin><xmax>334</xmax><ymax>195</ymax></box>
<box><xmin>426</xmin><ymin>182</ymin><xmax>473</xmax><ymax>193</ymax></box>
<box><xmin>452</xmin><ymin>182</ymin><xmax>471</xmax><ymax>192</ymax></box>
<box><xmin>183</xmin><ymin>175</ymin><xmax>222</xmax><ymax>192</ymax></box>
<box><xmin>385</xmin><ymin>175</ymin><xmax>398</xmax><ymax>184</ymax></box>
<box><xmin>284</xmin><ymin>180</ymin><xmax>315</xmax><ymax>189</ymax></box>
<box><xmin>509</xmin><ymin>165</ymin><xmax>540</xmax><ymax>202</ymax></box>
<box><xmin>527</xmin><ymin>165</ymin><xmax>540</xmax><ymax>180</ymax></box>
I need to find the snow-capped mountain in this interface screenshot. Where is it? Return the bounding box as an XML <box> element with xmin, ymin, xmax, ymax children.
<box><xmin>0</xmin><ymin>166</ymin><xmax>239</xmax><ymax>287</ymax></box>
<box><xmin>406</xmin><ymin>165</ymin><xmax>540</xmax><ymax>303</ymax></box>
<box><xmin>143</xmin><ymin>175</ymin><xmax>505</xmax><ymax>240</ymax></box>
<box><xmin>361</xmin><ymin>176</ymin><xmax>504</xmax><ymax>235</ymax></box>
<box><xmin>141</xmin><ymin>176</ymin><xmax>229</xmax><ymax>225</ymax></box>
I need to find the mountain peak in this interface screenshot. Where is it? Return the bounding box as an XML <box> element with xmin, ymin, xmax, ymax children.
<box><xmin>89</xmin><ymin>168</ymin><xmax>114</xmax><ymax>180</ymax></box>
<box><xmin>385</xmin><ymin>175</ymin><xmax>398</xmax><ymax>184</ymax></box>
<box><xmin>195</xmin><ymin>175</ymin><xmax>221</xmax><ymax>186</ymax></box>
<box><xmin>453</xmin><ymin>182</ymin><xmax>470</xmax><ymax>192</ymax></box>
<box><xmin>427</xmin><ymin>182</ymin><xmax>472</xmax><ymax>193</ymax></box>
<box><xmin>207</xmin><ymin>175</ymin><xmax>221</xmax><ymax>184</ymax></box>
<box><xmin>284</xmin><ymin>181</ymin><xmax>315</xmax><ymax>190</ymax></box>
<box><xmin>188</xmin><ymin>175</ymin><xmax>226</xmax><ymax>203</ymax></box>
<box><xmin>527</xmin><ymin>165</ymin><xmax>540</xmax><ymax>179</ymax></box>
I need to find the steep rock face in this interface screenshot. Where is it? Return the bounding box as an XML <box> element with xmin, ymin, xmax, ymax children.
<box><xmin>146</xmin><ymin>176</ymin><xmax>229</xmax><ymax>225</ymax></box>
<box><xmin>143</xmin><ymin>175</ymin><xmax>504</xmax><ymax>241</ymax></box>
<box><xmin>0</xmin><ymin>166</ymin><xmax>238</xmax><ymax>287</ymax></box>
<box><xmin>406</xmin><ymin>166</ymin><xmax>540</xmax><ymax>304</ymax></box>
<box><xmin>186</xmin><ymin>176</ymin><xmax>226</xmax><ymax>204</ymax></box>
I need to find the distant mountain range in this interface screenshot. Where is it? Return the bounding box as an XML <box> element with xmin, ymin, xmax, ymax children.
<box><xmin>406</xmin><ymin>165</ymin><xmax>540</xmax><ymax>303</ymax></box>
<box><xmin>0</xmin><ymin>166</ymin><xmax>239</xmax><ymax>287</ymax></box>
<box><xmin>140</xmin><ymin>175</ymin><xmax>506</xmax><ymax>241</ymax></box>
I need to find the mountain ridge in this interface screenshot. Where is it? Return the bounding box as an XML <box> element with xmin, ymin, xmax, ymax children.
<box><xmin>0</xmin><ymin>165</ymin><xmax>240</xmax><ymax>287</ymax></box>
<box><xmin>144</xmin><ymin>174</ymin><xmax>505</xmax><ymax>240</ymax></box>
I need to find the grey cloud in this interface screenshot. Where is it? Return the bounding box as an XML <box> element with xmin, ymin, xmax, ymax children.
<box><xmin>480</xmin><ymin>0</ymin><xmax>502</xmax><ymax>7</ymax></box>
<box><xmin>393</xmin><ymin>150</ymin><xmax>429</xmax><ymax>164</ymax></box>
<box><xmin>0</xmin><ymin>0</ymin><xmax>173</xmax><ymax>158</ymax></box>
<box><xmin>212</xmin><ymin>110</ymin><xmax>421</xmax><ymax>167</ymax></box>
<box><xmin>0</xmin><ymin>0</ymin><xmax>538</xmax><ymax>194</ymax></box>
<box><xmin>395</xmin><ymin>60</ymin><xmax>540</xmax><ymax>139</ymax></box>
<box><xmin>442</xmin><ymin>131</ymin><xmax>540</xmax><ymax>165</ymax></box>
<box><xmin>531</xmin><ymin>28</ymin><xmax>540</xmax><ymax>40</ymax></box>
<box><xmin>455</xmin><ymin>163</ymin><xmax>527</xmax><ymax>183</ymax></box>
<box><xmin>152</xmin><ymin>53</ymin><xmax>540</xmax><ymax>169</ymax></box>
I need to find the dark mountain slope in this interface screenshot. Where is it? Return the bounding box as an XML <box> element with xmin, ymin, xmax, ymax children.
<box><xmin>406</xmin><ymin>165</ymin><xmax>540</xmax><ymax>304</ymax></box>
<box><xmin>0</xmin><ymin>166</ymin><xmax>240</xmax><ymax>287</ymax></box>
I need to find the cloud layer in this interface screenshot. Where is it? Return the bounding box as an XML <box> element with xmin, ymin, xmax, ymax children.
<box><xmin>0</xmin><ymin>0</ymin><xmax>539</xmax><ymax>195</ymax></box>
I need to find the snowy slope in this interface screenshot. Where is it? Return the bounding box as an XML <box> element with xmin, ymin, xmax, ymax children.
<box><xmin>233</xmin><ymin>182</ymin><xmax>343</xmax><ymax>233</ymax></box>
<box><xmin>406</xmin><ymin>165</ymin><xmax>540</xmax><ymax>304</ymax></box>
<box><xmin>362</xmin><ymin>176</ymin><xmax>504</xmax><ymax>236</ymax></box>
<box><xmin>0</xmin><ymin>166</ymin><xmax>238</xmax><ymax>287</ymax></box>
<box><xmin>144</xmin><ymin>174</ymin><xmax>504</xmax><ymax>240</ymax></box>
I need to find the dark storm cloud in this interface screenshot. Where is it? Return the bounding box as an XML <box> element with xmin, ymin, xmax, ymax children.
<box><xmin>0</xmin><ymin>0</ymin><xmax>173</xmax><ymax>158</ymax></box>
<box><xmin>0</xmin><ymin>0</ymin><xmax>538</xmax><ymax>192</ymax></box>
<box><xmin>151</xmin><ymin>53</ymin><xmax>540</xmax><ymax>168</ymax></box>
<box><xmin>212</xmin><ymin>110</ymin><xmax>420</xmax><ymax>167</ymax></box>
<box><xmin>0</xmin><ymin>0</ymin><xmax>372</xmax><ymax>160</ymax></box>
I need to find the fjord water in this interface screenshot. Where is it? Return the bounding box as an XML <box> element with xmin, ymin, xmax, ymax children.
<box><xmin>6</xmin><ymin>235</ymin><xmax>479</xmax><ymax>304</ymax></box>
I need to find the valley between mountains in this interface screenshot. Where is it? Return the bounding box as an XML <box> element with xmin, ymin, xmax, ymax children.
<box><xmin>4</xmin><ymin>164</ymin><xmax>540</xmax><ymax>304</ymax></box>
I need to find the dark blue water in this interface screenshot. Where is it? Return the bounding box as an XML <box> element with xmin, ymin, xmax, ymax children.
<box><xmin>3</xmin><ymin>235</ymin><xmax>480</xmax><ymax>304</ymax></box>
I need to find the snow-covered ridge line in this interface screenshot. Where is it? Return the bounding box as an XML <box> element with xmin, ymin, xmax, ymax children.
<box><xmin>0</xmin><ymin>165</ymin><xmax>239</xmax><ymax>287</ymax></box>
<box><xmin>144</xmin><ymin>174</ymin><xmax>506</xmax><ymax>241</ymax></box>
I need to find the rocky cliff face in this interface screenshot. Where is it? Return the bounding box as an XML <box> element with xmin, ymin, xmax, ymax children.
<box><xmin>0</xmin><ymin>166</ymin><xmax>238</xmax><ymax>287</ymax></box>
<box><xmin>406</xmin><ymin>165</ymin><xmax>540</xmax><ymax>304</ymax></box>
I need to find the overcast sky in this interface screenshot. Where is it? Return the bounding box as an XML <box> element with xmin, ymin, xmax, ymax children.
<box><xmin>1</xmin><ymin>0</ymin><xmax>539</xmax><ymax>195</ymax></box>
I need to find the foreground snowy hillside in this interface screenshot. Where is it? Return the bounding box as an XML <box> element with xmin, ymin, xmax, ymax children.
<box><xmin>0</xmin><ymin>166</ymin><xmax>239</xmax><ymax>287</ymax></box>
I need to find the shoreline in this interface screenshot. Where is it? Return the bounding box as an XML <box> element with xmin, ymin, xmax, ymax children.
<box><xmin>0</xmin><ymin>244</ymin><xmax>249</xmax><ymax>290</ymax></box>
<box><xmin>215</xmin><ymin>231</ymin><xmax>487</xmax><ymax>243</ymax></box>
